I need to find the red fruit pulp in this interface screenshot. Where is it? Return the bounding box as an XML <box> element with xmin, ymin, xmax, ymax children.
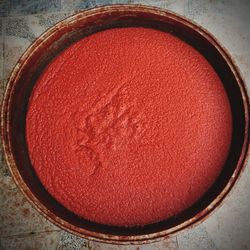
<box><xmin>26</xmin><ymin>27</ymin><xmax>232</xmax><ymax>226</ymax></box>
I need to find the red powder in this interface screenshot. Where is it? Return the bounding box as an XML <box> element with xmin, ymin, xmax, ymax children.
<box><xmin>26</xmin><ymin>27</ymin><xmax>232</xmax><ymax>226</ymax></box>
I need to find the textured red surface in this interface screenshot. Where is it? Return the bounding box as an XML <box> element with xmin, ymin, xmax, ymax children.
<box><xmin>26</xmin><ymin>27</ymin><xmax>232</xmax><ymax>226</ymax></box>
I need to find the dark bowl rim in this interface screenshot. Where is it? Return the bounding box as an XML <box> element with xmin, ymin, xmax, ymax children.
<box><xmin>1</xmin><ymin>4</ymin><xmax>250</xmax><ymax>245</ymax></box>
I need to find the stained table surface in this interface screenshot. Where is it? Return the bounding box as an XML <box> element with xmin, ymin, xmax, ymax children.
<box><xmin>0</xmin><ymin>0</ymin><xmax>250</xmax><ymax>249</ymax></box>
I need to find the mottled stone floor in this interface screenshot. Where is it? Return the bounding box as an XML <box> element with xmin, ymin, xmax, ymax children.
<box><xmin>0</xmin><ymin>0</ymin><xmax>250</xmax><ymax>249</ymax></box>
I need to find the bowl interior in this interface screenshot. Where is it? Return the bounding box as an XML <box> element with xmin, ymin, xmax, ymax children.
<box><xmin>3</xmin><ymin>6</ymin><xmax>248</xmax><ymax>239</ymax></box>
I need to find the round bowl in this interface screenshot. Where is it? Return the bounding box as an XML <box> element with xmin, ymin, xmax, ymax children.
<box><xmin>1</xmin><ymin>4</ymin><xmax>249</xmax><ymax>245</ymax></box>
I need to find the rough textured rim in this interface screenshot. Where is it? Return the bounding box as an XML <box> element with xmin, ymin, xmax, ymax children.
<box><xmin>1</xmin><ymin>4</ymin><xmax>249</xmax><ymax>245</ymax></box>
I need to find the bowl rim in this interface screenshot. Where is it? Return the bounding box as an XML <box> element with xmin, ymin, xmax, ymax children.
<box><xmin>1</xmin><ymin>4</ymin><xmax>250</xmax><ymax>245</ymax></box>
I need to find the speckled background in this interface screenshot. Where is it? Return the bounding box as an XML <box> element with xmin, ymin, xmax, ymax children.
<box><xmin>0</xmin><ymin>0</ymin><xmax>250</xmax><ymax>249</ymax></box>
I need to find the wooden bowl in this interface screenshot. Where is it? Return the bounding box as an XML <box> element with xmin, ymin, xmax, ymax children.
<box><xmin>1</xmin><ymin>5</ymin><xmax>249</xmax><ymax>244</ymax></box>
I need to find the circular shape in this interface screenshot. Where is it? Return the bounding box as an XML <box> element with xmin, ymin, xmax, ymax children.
<box><xmin>26</xmin><ymin>27</ymin><xmax>232</xmax><ymax>227</ymax></box>
<box><xmin>1</xmin><ymin>5</ymin><xmax>249</xmax><ymax>244</ymax></box>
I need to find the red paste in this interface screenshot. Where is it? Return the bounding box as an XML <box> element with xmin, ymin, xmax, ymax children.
<box><xmin>26</xmin><ymin>27</ymin><xmax>232</xmax><ymax>226</ymax></box>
